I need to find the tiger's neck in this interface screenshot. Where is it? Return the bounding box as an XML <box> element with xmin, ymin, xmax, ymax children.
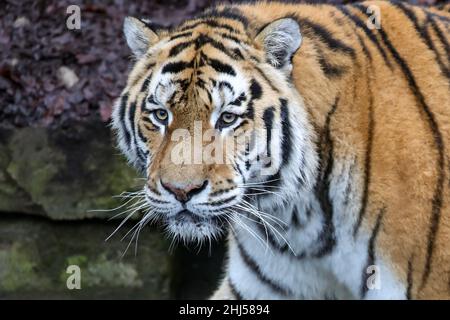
<box><xmin>249</xmin><ymin>28</ymin><xmax>368</xmax><ymax>253</ymax></box>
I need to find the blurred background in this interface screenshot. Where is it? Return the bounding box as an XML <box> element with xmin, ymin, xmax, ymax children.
<box><xmin>0</xmin><ymin>0</ymin><xmax>446</xmax><ymax>299</ymax></box>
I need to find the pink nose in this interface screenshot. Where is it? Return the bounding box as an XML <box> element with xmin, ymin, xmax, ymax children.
<box><xmin>160</xmin><ymin>180</ymin><xmax>208</xmax><ymax>203</ymax></box>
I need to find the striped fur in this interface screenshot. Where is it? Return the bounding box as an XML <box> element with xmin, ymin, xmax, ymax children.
<box><xmin>112</xmin><ymin>1</ymin><xmax>450</xmax><ymax>299</ymax></box>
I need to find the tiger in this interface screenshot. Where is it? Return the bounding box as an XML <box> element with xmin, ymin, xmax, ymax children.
<box><xmin>111</xmin><ymin>0</ymin><xmax>450</xmax><ymax>299</ymax></box>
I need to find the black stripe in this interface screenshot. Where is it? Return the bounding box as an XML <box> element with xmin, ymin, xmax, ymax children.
<box><xmin>336</xmin><ymin>5</ymin><xmax>393</xmax><ymax>69</ymax></box>
<box><xmin>297</xmin><ymin>155</ymin><xmax>308</xmax><ymax>188</ymax></box>
<box><xmin>312</xmin><ymin>97</ymin><xmax>338</xmax><ymax>258</ymax></box>
<box><xmin>170</xmin><ymin>34</ymin><xmax>239</xmax><ymax>60</ymax></box>
<box><xmin>118</xmin><ymin>94</ymin><xmax>131</xmax><ymax>149</ymax></box>
<box><xmin>394</xmin><ymin>1</ymin><xmax>449</xmax><ymax>79</ymax></box>
<box><xmin>179</xmin><ymin>20</ymin><xmax>238</xmax><ymax>34</ymax></box>
<box><xmin>360</xmin><ymin>207</ymin><xmax>385</xmax><ymax>298</ymax></box>
<box><xmin>220</xmin><ymin>32</ymin><xmax>248</xmax><ymax>45</ymax></box>
<box><xmin>280</xmin><ymin>99</ymin><xmax>292</xmax><ymax>168</ymax></box>
<box><xmin>140</xmin><ymin>77</ymin><xmax>151</xmax><ymax>93</ymax></box>
<box><xmin>143</xmin><ymin>123</ymin><xmax>158</xmax><ymax>132</ymax></box>
<box><xmin>234</xmin><ymin>162</ymin><xmax>244</xmax><ymax>180</ymax></box>
<box><xmin>147</xmin><ymin>184</ymin><xmax>161</xmax><ymax>197</ymax></box>
<box><xmin>356</xmin><ymin>33</ymin><xmax>372</xmax><ymax>61</ymax></box>
<box><xmin>147</xmin><ymin>94</ymin><xmax>158</xmax><ymax>105</ymax></box>
<box><xmin>291</xmin><ymin>206</ymin><xmax>302</xmax><ymax>228</ymax></box>
<box><xmin>448</xmin><ymin>270</ymin><xmax>450</xmax><ymax>294</ymax></box>
<box><xmin>203</xmin><ymin>195</ymin><xmax>237</xmax><ymax>207</ymax></box>
<box><xmin>423</xmin><ymin>8</ymin><xmax>450</xmax><ymax>23</ymax></box>
<box><xmin>128</xmin><ymin>101</ymin><xmax>146</xmax><ymax>166</ymax></box>
<box><xmin>250</xmin><ymin>79</ymin><xmax>262</xmax><ymax>100</ymax></box>
<box><xmin>354</xmin><ymin>3</ymin><xmax>445</xmax><ymax>289</ymax></box>
<box><xmin>137</xmin><ymin>126</ymin><xmax>147</xmax><ymax>143</ymax></box>
<box><xmin>233</xmin><ymin>48</ymin><xmax>244</xmax><ymax>60</ymax></box>
<box><xmin>139</xmin><ymin>19</ymin><xmax>164</xmax><ymax>31</ymax></box>
<box><xmin>209</xmin><ymin>187</ymin><xmax>235</xmax><ymax>198</ymax></box>
<box><xmin>208</xmin><ymin>57</ymin><xmax>236</xmax><ymax>76</ymax></box>
<box><xmin>219</xmin><ymin>81</ymin><xmax>234</xmax><ymax>94</ymax></box>
<box><xmin>262</xmin><ymin>171</ymin><xmax>281</xmax><ymax>189</ymax></box>
<box><xmin>241</xmin><ymin>137</ymin><xmax>251</xmax><ymax>171</ymax></box>
<box><xmin>169</xmin><ymin>31</ymin><xmax>193</xmax><ymax>41</ymax></box>
<box><xmin>406</xmin><ymin>255</ymin><xmax>414</xmax><ymax>300</ymax></box>
<box><xmin>231</xmin><ymin>93</ymin><xmax>246</xmax><ymax>106</ymax></box>
<box><xmin>343</xmin><ymin>156</ymin><xmax>357</xmax><ymax>207</ymax></box>
<box><xmin>262</xmin><ymin>107</ymin><xmax>275</xmax><ymax>160</ymax></box>
<box><xmin>199</xmin><ymin>7</ymin><xmax>249</xmax><ymax>28</ymax></box>
<box><xmin>233</xmin><ymin>119</ymin><xmax>249</xmax><ymax>133</ymax></box>
<box><xmin>243</xmin><ymin>79</ymin><xmax>261</xmax><ymax>120</ymax></box>
<box><xmin>353</xmin><ymin>85</ymin><xmax>374</xmax><ymax>236</ymax></box>
<box><xmin>146</xmin><ymin>193</ymin><xmax>170</xmax><ymax>205</ymax></box>
<box><xmin>317</xmin><ymin>53</ymin><xmax>347</xmax><ymax>78</ymax></box>
<box><xmin>161</xmin><ymin>61</ymin><xmax>193</xmax><ymax>74</ymax></box>
<box><xmin>196</xmin><ymin>34</ymin><xmax>236</xmax><ymax>59</ymax></box>
<box><xmin>235</xmin><ymin>237</ymin><xmax>292</xmax><ymax>296</ymax></box>
<box><xmin>428</xmin><ymin>17</ymin><xmax>450</xmax><ymax>76</ymax></box>
<box><xmin>228</xmin><ymin>278</ymin><xmax>243</xmax><ymax>300</ymax></box>
<box><xmin>332</xmin><ymin>7</ymin><xmax>372</xmax><ymax>62</ymax></box>
<box><xmin>295</xmin><ymin>16</ymin><xmax>356</xmax><ymax>58</ymax></box>
<box><xmin>168</xmin><ymin>41</ymin><xmax>193</xmax><ymax>57</ymax></box>
<box><xmin>138</xmin><ymin>99</ymin><xmax>148</xmax><ymax>143</ymax></box>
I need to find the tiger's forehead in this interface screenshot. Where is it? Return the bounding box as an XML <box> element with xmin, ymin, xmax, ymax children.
<box><xmin>146</xmin><ymin>28</ymin><xmax>251</xmax><ymax>113</ymax></box>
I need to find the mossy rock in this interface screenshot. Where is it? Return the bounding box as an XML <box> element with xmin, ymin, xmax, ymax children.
<box><xmin>0</xmin><ymin>216</ymin><xmax>171</xmax><ymax>299</ymax></box>
<box><xmin>1</xmin><ymin>122</ymin><xmax>139</xmax><ymax>220</ymax></box>
<box><xmin>0</xmin><ymin>130</ymin><xmax>41</xmax><ymax>215</ymax></box>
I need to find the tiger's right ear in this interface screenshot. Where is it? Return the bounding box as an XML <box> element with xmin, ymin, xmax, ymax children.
<box><xmin>123</xmin><ymin>17</ymin><xmax>160</xmax><ymax>58</ymax></box>
<box><xmin>255</xmin><ymin>18</ymin><xmax>302</xmax><ymax>74</ymax></box>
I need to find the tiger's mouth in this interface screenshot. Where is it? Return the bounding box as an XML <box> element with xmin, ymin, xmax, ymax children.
<box><xmin>165</xmin><ymin>209</ymin><xmax>227</xmax><ymax>241</ymax></box>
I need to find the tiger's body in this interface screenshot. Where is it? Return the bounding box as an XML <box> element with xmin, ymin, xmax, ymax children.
<box><xmin>112</xmin><ymin>1</ymin><xmax>450</xmax><ymax>299</ymax></box>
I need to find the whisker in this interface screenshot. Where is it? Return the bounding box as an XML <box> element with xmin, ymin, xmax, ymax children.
<box><xmin>88</xmin><ymin>195</ymin><xmax>142</xmax><ymax>213</ymax></box>
<box><xmin>236</xmin><ymin>178</ymin><xmax>281</xmax><ymax>186</ymax></box>
<box><xmin>232</xmin><ymin>201</ymin><xmax>296</xmax><ymax>256</ymax></box>
<box><xmin>108</xmin><ymin>201</ymin><xmax>150</xmax><ymax>221</ymax></box>
<box><xmin>105</xmin><ymin>203</ymin><xmax>148</xmax><ymax>242</ymax></box>
<box><xmin>107</xmin><ymin>200</ymin><xmax>149</xmax><ymax>221</ymax></box>
<box><xmin>224</xmin><ymin>209</ymin><xmax>270</xmax><ymax>253</ymax></box>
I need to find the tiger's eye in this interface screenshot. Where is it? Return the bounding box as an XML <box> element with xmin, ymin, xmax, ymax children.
<box><xmin>221</xmin><ymin>112</ymin><xmax>236</xmax><ymax>124</ymax></box>
<box><xmin>154</xmin><ymin>109</ymin><xmax>168</xmax><ymax>123</ymax></box>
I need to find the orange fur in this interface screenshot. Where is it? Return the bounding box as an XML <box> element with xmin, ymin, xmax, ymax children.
<box><xmin>116</xmin><ymin>1</ymin><xmax>450</xmax><ymax>299</ymax></box>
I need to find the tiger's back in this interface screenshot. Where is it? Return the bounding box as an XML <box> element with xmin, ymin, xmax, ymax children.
<box><xmin>229</xmin><ymin>0</ymin><xmax>450</xmax><ymax>299</ymax></box>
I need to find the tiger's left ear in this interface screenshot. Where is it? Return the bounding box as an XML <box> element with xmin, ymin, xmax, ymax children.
<box><xmin>255</xmin><ymin>18</ymin><xmax>302</xmax><ymax>74</ymax></box>
<box><xmin>123</xmin><ymin>17</ymin><xmax>160</xmax><ymax>59</ymax></box>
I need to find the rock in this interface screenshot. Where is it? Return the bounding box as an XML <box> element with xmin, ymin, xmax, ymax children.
<box><xmin>0</xmin><ymin>121</ymin><xmax>139</xmax><ymax>220</ymax></box>
<box><xmin>57</xmin><ymin>66</ymin><xmax>79</xmax><ymax>89</ymax></box>
<box><xmin>0</xmin><ymin>130</ymin><xmax>41</xmax><ymax>215</ymax></box>
<box><xmin>0</xmin><ymin>216</ymin><xmax>171</xmax><ymax>299</ymax></box>
<box><xmin>13</xmin><ymin>17</ymin><xmax>30</xmax><ymax>28</ymax></box>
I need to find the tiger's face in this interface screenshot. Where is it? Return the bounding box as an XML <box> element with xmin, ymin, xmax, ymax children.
<box><xmin>112</xmin><ymin>12</ymin><xmax>315</xmax><ymax>242</ymax></box>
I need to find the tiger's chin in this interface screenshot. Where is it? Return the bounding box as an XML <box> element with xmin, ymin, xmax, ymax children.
<box><xmin>164</xmin><ymin>209</ymin><xmax>227</xmax><ymax>242</ymax></box>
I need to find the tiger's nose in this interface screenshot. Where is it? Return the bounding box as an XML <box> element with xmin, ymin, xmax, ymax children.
<box><xmin>160</xmin><ymin>180</ymin><xmax>208</xmax><ymax>203</ymax></box>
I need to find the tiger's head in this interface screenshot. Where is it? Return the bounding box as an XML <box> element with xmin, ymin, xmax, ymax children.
<box><xmin>112</xmin><ymin>10</ymin><xmax>317</xmax><ymax>242</ymax></box>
